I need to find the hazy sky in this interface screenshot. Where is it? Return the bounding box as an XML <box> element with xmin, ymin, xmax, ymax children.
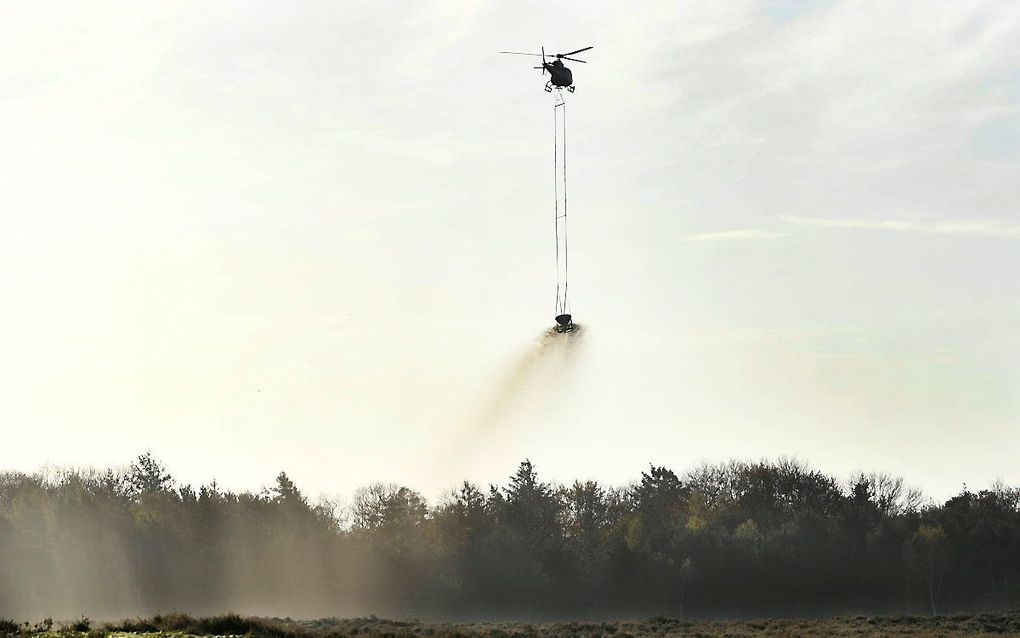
<box><xmin>2</xmin><ymin>1</ymin><xmax>1019</xmax><ymax>501</ymax></box>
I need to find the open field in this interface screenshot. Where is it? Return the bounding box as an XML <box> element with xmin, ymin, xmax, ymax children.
<box><xmin>4</xmin><ymin>613</ymin><xmax>1020</xmax><ymax>638</ymax></box>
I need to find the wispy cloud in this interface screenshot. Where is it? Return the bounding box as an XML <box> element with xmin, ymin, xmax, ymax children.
<box><xmin>684</xmin><ymin>229</ymin><xmax>788</xmax><ymax>242</ymax></box>
<box><xmin>780</xmin><ymin>216</ymin><xmax>1020</xmax><ymax>238</ymax></box>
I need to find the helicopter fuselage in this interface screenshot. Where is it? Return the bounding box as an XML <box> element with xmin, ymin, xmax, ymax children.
<box><xmin>544</xmin><ymin>63</ymin><xmax>573</xmax><ymax>87</ymax></box>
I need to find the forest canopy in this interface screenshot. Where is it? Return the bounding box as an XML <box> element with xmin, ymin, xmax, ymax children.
<box><xmin>0</xmin><ymin>454</ymin><xmax>1017</xmax><ymax>620</ymax></box>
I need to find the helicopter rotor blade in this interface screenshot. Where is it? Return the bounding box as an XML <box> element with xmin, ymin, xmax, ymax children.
<box><xmin>559</xmin><ymin>46</ymin><xmax>594</xmax><ymax>57</ymax></box>
<box><xmin>500</xmin><ymin>51</ymin><xmax>545</xmax><ymax>56</ymax></box>
<box><xmin>541</xmin><ymin>46</ymin><xmax>547</xmax><ymax>74</ymax></box>
<box><xmin>559</xmin><ymin>56</ymin><xmax>587</xmax><ymax>63</ymax></box>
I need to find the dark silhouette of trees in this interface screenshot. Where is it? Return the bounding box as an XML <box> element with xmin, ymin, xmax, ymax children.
<box><xmin>0</xmin><ymin>454</ymin><xmax>1017</xmax><ymax>620</ymax></box>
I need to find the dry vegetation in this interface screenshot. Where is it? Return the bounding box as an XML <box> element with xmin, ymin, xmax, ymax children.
<box><xmin>4</xmin><ymin>613</ymin><xmax>1020</xmax><ymax>638</ymax></box>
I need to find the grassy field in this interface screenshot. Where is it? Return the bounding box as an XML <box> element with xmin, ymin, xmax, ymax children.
<box><xmin>3</xmin><ymin>612</ymin><xmax>1020</xmax><ymax>638</ymax></box>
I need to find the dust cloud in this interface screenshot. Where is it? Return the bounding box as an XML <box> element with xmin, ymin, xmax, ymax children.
<box><xmin>464</xmin><ymin>325</ymin><xmax>586</xmax><ymax>434</ymax></box>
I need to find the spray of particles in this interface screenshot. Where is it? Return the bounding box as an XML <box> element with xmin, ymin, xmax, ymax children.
<box><xmin>469</xmin><ymin>325</ymin><xmax>585</xmax><ymax>431</ymax></box>
<box><xmin>433</xmin><ymin>325</ymin><xmax>587</xmax><ymax>480</ymax></box>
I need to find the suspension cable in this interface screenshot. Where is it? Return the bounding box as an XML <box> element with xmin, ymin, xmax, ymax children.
<box><xmin>553</xmin><ymin>90</ymin><xmax>560</xmax><ymax>316</ymax></box>
<box><xmin>553</xmin><ymin>90</ymin><xmax>570</xmax><ymax>317</ymax></box>
<box><xmin>562</xmin><ymin>94</ymin><xmax>568</xmax><ymax>314</ymax></box>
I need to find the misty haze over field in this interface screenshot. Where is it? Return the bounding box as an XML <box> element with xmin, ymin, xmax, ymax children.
<box><xmin>3</xmin><ymin>0</ymin><xmax>1020</xmax><ymax>626</ymax></box>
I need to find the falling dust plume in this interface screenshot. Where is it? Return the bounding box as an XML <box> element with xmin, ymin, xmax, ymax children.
<box><xmin>462</xmin><ymin>323</ymin><xmax>586</xmax><ymax>437</ymax></box>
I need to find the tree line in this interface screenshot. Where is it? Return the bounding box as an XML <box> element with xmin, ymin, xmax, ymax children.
<box><xmin>0</xmin><ymin>454</ymin><xmax>1017</xmax><ymax>620</ymax></box>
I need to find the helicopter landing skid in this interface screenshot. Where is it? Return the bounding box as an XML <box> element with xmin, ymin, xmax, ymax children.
<box><xmin>545</xmin><ymin>83</ymin><xmax>575</xmax><ymax>93</ymax></box>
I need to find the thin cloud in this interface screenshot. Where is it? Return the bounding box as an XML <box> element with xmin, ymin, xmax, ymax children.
<box><xmin>779</xmin><ymin>216</ymin><xmax>1020</xmax><ymax>238</ymax></box>
<box><xmin>684</xmin><ymin>229</ymin><xmax>788</xmax><ymax>242</ymax></box>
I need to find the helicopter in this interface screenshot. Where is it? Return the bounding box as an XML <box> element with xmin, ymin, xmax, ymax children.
<box><xmin>500</xmin><ymin>46</ymin><xmax>593</xmax><ymax>92</ymax></box>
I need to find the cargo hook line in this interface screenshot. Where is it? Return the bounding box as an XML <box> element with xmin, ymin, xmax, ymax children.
<box><xmin>553</xmin><ymin>89</ymin><xmax>569</xmax><ymax>319</ymax></box>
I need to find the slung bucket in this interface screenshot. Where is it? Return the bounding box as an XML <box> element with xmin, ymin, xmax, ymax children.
<box><xmin>554</xmin><ymin>314</ymin><xmax>575</xmax><ymax>333</ymax></box>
